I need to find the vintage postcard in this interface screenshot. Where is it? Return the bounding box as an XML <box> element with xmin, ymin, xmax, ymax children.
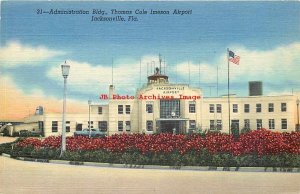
<box><xmin>1</xmin><ymin>1</ymin><xmax>300</xmax><ymax>193</ymax></box>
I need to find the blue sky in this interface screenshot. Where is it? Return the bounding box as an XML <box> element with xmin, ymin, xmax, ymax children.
<box><xmin>1</xmin><ymin>1</ymin><xmax>300</xmax><ymax>119</ymax></box>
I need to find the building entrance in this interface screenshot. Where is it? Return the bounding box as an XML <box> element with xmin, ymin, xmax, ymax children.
<box><xmin>156</xmin><ymin>119</ymin><xmax>187</xmax><ymax>134</ymax></box>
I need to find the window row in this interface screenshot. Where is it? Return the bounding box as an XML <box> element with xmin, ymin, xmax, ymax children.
<box><xmin>209</xmin><ymin>103</ymin><xmax>287</xmax><ymax>113</ymax></box>
<box><xmin>208</xmin><ymin>119</ymin><xmax>288</xmax><ymax>130</ymax></box>
<box><xmin>99</xmin><ymin>106</ymin><xmax>131</xmax><ymax>115</ymax></box>
<box><xmin>51</xmin><ymin>121</ymin><xmax>108</xmax><ymax>132</ymax></box>
<box><xmin>118</xmin><ymin>121</ymin><xmax>131</xmax><ymax>131</ymax></box>
<box><xmin>52</xmin><ymin>121</ymin><xmax>70</xmax><ymax>133</ymax></box>
<box><xmin>118</xmin><ymin>105</ymin><xmax>131</xmax><ymax>114</ymax></box>
<box><xmin>113</xmin><ymin>101</ymin><xmax>196</xmax><ymax>117</ymax></box>
<box><xmin>146</xmin><ymin>101</ymin><xmax>196</xmax><ymax>114</ymax></box>
<box><xmin>209</xmin><ymin>104</ymin><xmax>222</xmax><ymax>113</ymax></box>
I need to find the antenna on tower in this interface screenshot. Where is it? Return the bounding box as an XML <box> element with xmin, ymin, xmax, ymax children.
<box><xmin>151</xmin><ymin>61</ymin><xmax>155</xmax><ymax>74</ymax></box>
<box><xmin>111</xmin><ymin>58</ymin><xmax>114</xmax><ymax>85</ymax></box>
<box><xmin>159</xmin><ymin>53</ymin><xmax>162</xmax><ymax>74</ymax></box>
<box><xmin>176</xmin><ymin>64</ymin><xmax>178</xmax><ymax>84</ymax></box>
<box><xmin>164</xmin><ymin>56</ymin><xmax>166</xmax><ymax>74</ymax></box>
<box><xmin>198</xmin><ymin>61</ymin><xmax>200</xmax><ymax>88</ymax></box>
<box><xmin>147</xmin><ymin>63</ymin><xmax>149</xmax><ymax>76</ymax></box>
<box><xmin>139</xmin><ymin>59</ymin><xmax>142</xmax><ymax>88</ymax></box>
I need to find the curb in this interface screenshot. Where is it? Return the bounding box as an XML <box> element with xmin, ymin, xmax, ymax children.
<box><xmin>2</xmin><ymin>153</ymin><xmax>300</xmax><ymax>173</ymax></box>
<box><xmin>1</xmin><ymin>153</ymin><xmax>11</xmax><ymax>158</ymax></box>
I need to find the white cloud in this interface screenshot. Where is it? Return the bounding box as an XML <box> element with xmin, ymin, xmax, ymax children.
<box><xmin>0</xmin><ymin>41</ymin><xmax>65</xmax><ymax>66</ymax></box>
<box><xmin>220</xmin><ymin>42</ymin><xmax>300</xmax><ymax>83</ymax></box>
<box><xmin>46</xmin><ymin>43</ymin><xmax>300</xmax><ymax>97</ymax></box>
<box><xmin>175</xmin><ymin>62</ymin><xmax>218</xmax><ymax>83</ymax></box>
<box><xmin>173</xmin><ymin>42</ymin><xmax>300</xmax><ymax>94</ymax></box>
<box><xmin>47</xmin><ymin>55</ymin><xmax>160</xmax><ymax>95</ymax></box>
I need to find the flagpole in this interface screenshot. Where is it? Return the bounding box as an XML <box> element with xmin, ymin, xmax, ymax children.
<box><xmin>112</xmin><ymin>58</ymin><xmax>114</xmax><ymax>86</ymax></box>
<box><xmin>188</xmin><ymin>60</ymin><xmax>190</xmax><ymax>86</ymax></box>
<box><xmin>217</xmin><ymin>66</ymin><xmax>219</xmax><ymax>97</ymax></box>
<box><xmin>227</xmin><ymin>48</ymin><xmax>231</xmax><ymax>135</ymax></box>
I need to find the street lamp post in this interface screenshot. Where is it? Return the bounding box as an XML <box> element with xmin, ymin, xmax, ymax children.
<box><xmin>60</xmin><ymin>61</ymin><xmax>70</xmax><ymax>157</ymax></box>
<box><xmin>88</xmin><ymin>100</ymin><xmax>92</xmax><ymax>138</ymax></box>
<box><xmin>297</xmin><ymin>99</ymin><xmax>300</xmax><ymax>131</ymax></box>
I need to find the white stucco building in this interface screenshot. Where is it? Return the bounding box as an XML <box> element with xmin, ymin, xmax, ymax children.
<box><xmin>11</xmin><ymin>68</ymin><xmax>300</xmax><ymax>137</ymax></box>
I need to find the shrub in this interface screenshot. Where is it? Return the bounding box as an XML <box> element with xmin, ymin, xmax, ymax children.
<box><xmin>0</xmin><ymin>137</ymin><xmax>25</xmax><ymax>155</ymax></box>
<box><xmin>241</xmin><ymin>127</ymin><xmax>251</xmax><ymax>134</ymax></box>
<box><xmin>235</xmin><ymin>154</ymin><xmax>259</xmax><ymax>167</ymax></box>
<box><xmin>63</xmin><ymin>151</ymin><xmax>82</xmax><ymax>161</ymax></box>
<box><xmin>12</xmin><ymin>132</ymin><xmax>20</xmax><ymax>137</ymax></box>
<box><xmin>2</xmin><ymin>128</ymin><xmax>10</xmax><ymax>136</ymax></box>
<box><xmin>31</xmin><ymin>148</ymin><xmax>60</xmax><ymax>159</ymax></box>
<box><xmin>0</xmin><ymin>142</ymin><xmax>14</xmax><ymax>154</ymax></box>
<box><xmin>9</xmin><ymin>131</ymin><xmax>300</xmax><ymax>167</ymax></box>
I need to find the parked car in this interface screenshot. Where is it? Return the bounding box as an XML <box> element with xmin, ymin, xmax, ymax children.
<box><xmin>74</xmin><ymin>128</ymin><xmax>107</xmax><ymax>137</ymax></box>
<box><xmin>19</xmin><ymin>130</ymin><xmax>30</xmax><ymax>137</ymax></box>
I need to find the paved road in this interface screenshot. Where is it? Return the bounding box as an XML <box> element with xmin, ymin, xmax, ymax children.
<box><xmin>1</xmin><ymin>156</ymin><xmax>300</xmax><ymax>194</ymax></box>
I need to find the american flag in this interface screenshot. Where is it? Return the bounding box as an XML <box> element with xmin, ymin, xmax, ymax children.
<box><xmin>228</xmin><ymin>50</ymin><xmax>240</xmax><ymax>65</ymax></box>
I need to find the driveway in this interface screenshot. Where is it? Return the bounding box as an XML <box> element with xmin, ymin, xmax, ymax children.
<box><xmin>0</xmin><ymin>137</ymin><xmax>18</xmax><ymax>144</ymax></box>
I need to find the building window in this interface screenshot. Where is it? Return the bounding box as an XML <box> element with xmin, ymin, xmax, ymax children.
<box><xmin>268</xmin><ymin>103</ymin><xmax>274</xmax><ymax>112</ymax></box>
<box><xmin>244</xmin><ymin>104</ymin><xmax>250</xmax><ymax>113</ymax></box>
<box><xmin>76</xmin><ymin>124</ymin><xmax>82</xmax><ymax>131</ymax></box>
<box><xmin>209</xmin><ymin>120</ymin><xmax>222</xmax><ymax>130</ymax></box>
<box><xmin>209</xmin><ymin>104</ymin><xmax>214</xmax><ymax>113</ymax></box>
<box><xmin>98</xmin><ymin>107</ymin><xmax>102</xmax><ymax>114</ymax></box>
<box><xmin>160</xmin><ymin>99</ymin><xmax>180</xmax><ymax>118</ymax></box>
<box><xmin>189</xmin><ymin>102</ymin><xmax>196</xmax><ymax>113</ymax></box>
<box><xmin>118</xmin><ymin>105</ymin><xmax>123</xmax><ymax>114</ymax></box>
<box><xmin>66</xmin><ymin>121</ymin><xmax>70</xmax><ymax>132</ymax></box>
<box><xmin>52</xmin><ymin>121</ymin><xmax>58</xmax><ymax>132</ymax></box>
<box><xmin>189</xmin><ymin>120</ymin><xmax>196</xmax><ymax>129</ymax></box>
<box><xmin>231</xmin><ymin>120</ymin><xmax>239</xmax><ymax>130</ymax></box>
<box><xmin>146</xmin><ymin>104</ymin><xmax>153</xmax><ymax>113</ymax></box>
<box><xmin>38</xmin><ymin>121</ymin><xmax>44</xmax><ymax>130</ymax></box>
<box><xmin>146</xmin><ymin>121</ymin><xmax>153</xmax><ymax>131</ymax></box>
<box><xmin>281</xmin><ymin>119</ymin><xmax>287</xmax><ymax>130</ymax></box>
<box><xmin>244</xmin><ymin>119</ymin><xmax>250</xmax><ymax>129</ymax></box>
<box><xmin>126</xmin><ymin>105</ymin><xmax>131</xmax><ymax>114</ymax></box>
<box><xmin>98</xmin><ymin>121</ymin><xmax>107</xmax><ymax>131</ymax></box>
<box><xmin>118</xmin><ymin>121</ymin><xmax>123</xmax><ymax>131</ymax></box>
<box><xmin>281</xmin><ymin>103</ymin><xmax>287</xmax><ymax>112</ymax></box>
<box><xmin>256</xmin><ymin>104</ymin><xmax>261</xmax><ymax>113</ymax></box>
<box><xmin>257</xmin><ymin>119</ymin><xmax>262</xmax><ymax>129</ymax></box>
<box><xmin>125</xmin><ymin>121</ymin><xmax>131</xmax><ymax>131</ymax></box>
<box><xmin>217</xmin><ymin>104</ymin><xmax>222</xmax><ymax>113</ymax></box>
<box><xmin>233</xmin><ymin>104</ymin><xmax>238</xmax><ymax>113</ymax></box>
<box><xmin>88</xmin><ymin>121</ymin><xmax>93</xmax><ymax>129</ymax></box>
<box><xmin>269</xmin><ymin>119</ymin><xmax>275</xmax><ymax>130</ymax></box>
<box><xmin>209</xmin><ymin>120</ymin><xmax>215</xmax><ymax>130</ymax></box>
<box><xmin>217</xmin><ymin>120</ymin><xmax>222</xmax><ymax>130</ymax></box>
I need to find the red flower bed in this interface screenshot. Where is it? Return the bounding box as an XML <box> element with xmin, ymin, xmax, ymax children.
<box><xmin>16</xmin><ymin>129</ymin><xmax>300</xmax><ymax>156</ymax></box>
<box><xmin>238</xmin><ymin>129</ymin><xmax>300</xmax><ymax>156</ymax></box>
<box><xmin>16</xmin><ymin>137</ymin><xmax>42</xmax><ymax>149</ymax></box>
